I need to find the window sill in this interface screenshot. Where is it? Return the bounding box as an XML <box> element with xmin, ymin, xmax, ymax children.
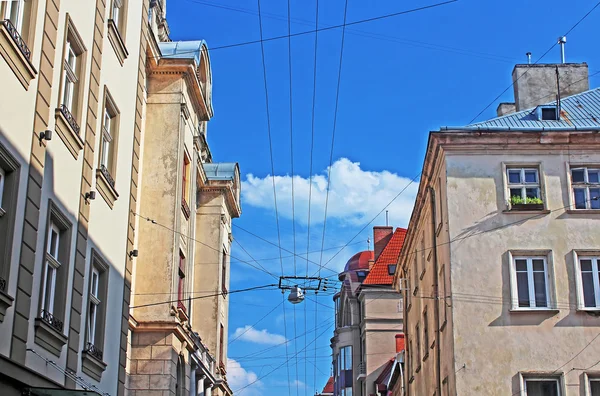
<box><xmin>34</xmin><ymin>317</ymin><xmax>68</xmax><ymax>357</ymax></box>
<box><xmin>503</xmin><ymin>209</ymin><xmax>551</xmax><ymax>215</ymax></box>
<box><xmin>436</xmin><ymin>221</ymin><xmax>443</xmax><ymax>236</ymax></box>
<box><xmin>566</xmin><ymin>209</ymin><xmax>600</xmax><ymax>215</ymax></box>
<box><xmin>420</xmin><ymin>269</ymin><xmax>426</xmax><ymax>280</ymax></box>
<box><xmin>408</xmin><ymin>375</ymin><xmax>415</xmax><ymax>384</ymax></box>
<box><xmin>423</xmin><ymin>352</ymin><xmax>429</xmax><ymax>362</ymax></box>
<box><xmin>577</xmin><ymin>308</ymin><xmax>600</xmax><ymax>313</ymax></box>
<box><xmin>55</xmin><ymin>107</ymin><xmax>84</xmax><ymax>159</ymax></box>
<box><xmin>509</xmin><ymin>308</ymin><xmax>560</xmax><ymax>314</ymax></box>
<box><xmin>439</xmin><ymin>319</ymin><xmax>447</xmax><ymax>332</ymax></box>
<box><xmin>182</xmin><ymin>199</ymin><xmax>191</xmax><ymax>219</ymax></box>
<box><xmin>415</xmin><ymin>364</ymin><xmax>422</xmax><ymax>373</ymax></box>
<box><xmin>81</xmin><ymin>349</ymin><xmax>107</xmax><ymax>381</ymax></box>
<box><xmin>0</xmin><ymin>288</ymin><xmax>14</xmax><ymax>322</ymax></box>
<box><xmin>96</xmin><ymin>167</ymin><xmax>119</xmax><ymax>208</ymax></box>
<box><xmin>413</xmin><ymin>287</ymin><xmax>419</xmax><ymax>297</ymax></box>
<box><xmin>430</xmin><ymin>340</ymin><xmax>436</xmax><ymax>350</ymax></box>
<box><xmin>0</xmin><ymin>20</ymin><xmax>37</xmax><ymax>89</ymax></box>
<box><xmin>107</xmin><ymin>20</ymin><xmax>128</xmax><ymax>65</ymax></box>
<box><xmin>0</xmin><ymin>207</ymin><xmax>5</xmax><ymax>218</ymax></box>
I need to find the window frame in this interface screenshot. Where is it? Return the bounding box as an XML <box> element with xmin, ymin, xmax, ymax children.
<box><xmin>0</xmin><ymin>167</ymin><xmax>5</xmax><ymax>210</ymax></box>
<box><xmin>508</xmin><ymin>251</ymin><xmax>556</xmax><ymax>311</ymax></box>
<box><xmin>573</xmin><ymin>251</ymin><xmax>600</xmax><ymax>311</ymax></box>
<box><xmin>0</xmin><ymin>144</ymin><xmax>20</xmax><ymax>295</ymax></box>
<box><xmin>415</xmin><ymin>321</ymin><xmax>421</xmax><ymax>370</ymax></box>
<box><xmin>177</xmin><ymin>250</ymin><xmax>186</xmax><ymax>312</ymax></box>
<box><xmin>439</xmin><ymin>264</ymin><xmax>448</xmax><ymax>330</ymax></box>
<box><xmin>99</xmin><ymin>89</ymin><xmax>120</xmax><ymax>180</ymax></box>
<box><xmin>569</xmin><ymin>166</ymin><xmax>600</xmax><ymax>210</ymax></box>
<box><xmin>3</xmin><ymin>0</ymin><xmax>25</xmax><ymax>32</ymax></box>
<box><xmin>221</xmin><ymin>248</ymin><xmax>228</xmax><ymax>296</ymax></box>
<box><xmin>584</xmin><ymin>373</ymin><xmax>600</xmax><ymax>396</ymax></box>
<box><xmin>41</xmin><ymin>221</ymin><xmax>61</xmax><ymax>315</ymax></box>
<box><xmin>423</xmin><ymin>307</ymin><xmax>429</xmax><ymax>359</ymax></box>
<box><xmin>519</xmin><ymin>373</ymin><xmax>563</xmax><ymax>396</ymax></box>
<box><xmin>502</xmin><ymin>162</ymin><xmax>546</xmax><ymax>210</ymax></box>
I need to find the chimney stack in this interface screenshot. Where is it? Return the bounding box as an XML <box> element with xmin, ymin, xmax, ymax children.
<box><xmin>395</xmin><ymin>334</ymin><xmax>405</xmax><ymax>353</ymax></box>
<box><xmin>373</xmin><ymin>226</ymin><xmax>393</xmax><ymax>262</ymax></box>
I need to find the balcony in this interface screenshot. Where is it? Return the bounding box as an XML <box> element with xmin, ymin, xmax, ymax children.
<box><xmin>40</xmin><ymin>309</ymin><xmax>63</xmax><ymax>333</ymax></box>
<box><xmin>356</xmin><ymin>361</ymin><xmax>366</xmax><ymax>380</ymax></box>
<box><xmin>84</xmin><ymin>342</ymin><xmax>104</xmax><ymax>361</ymax></box>
<box><xmin>58</xmin><ymin>104</ymin><xmax>81</xmax><ymax>135</ymax></box>
<box><xmin>2</xmin><ymin>19</ymin><xmax>31</xmax><ymax>61</ymax></box>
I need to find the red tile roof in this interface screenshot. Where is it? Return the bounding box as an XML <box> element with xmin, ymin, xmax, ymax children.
<box><xmin>363</xmin><ymin>228</ymin><xmax>407</xmax><ymax>285</ymax></box>
<box><xmin>322</xmin><ymin>376</ymin><xmax>334</xmax><ymax>393</ymax></box>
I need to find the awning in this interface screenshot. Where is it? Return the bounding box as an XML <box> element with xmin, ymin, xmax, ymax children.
<box><xmin>26</xmin><ymin>388</ymin><xmax>102</xmax><ymax>396</ymax></box>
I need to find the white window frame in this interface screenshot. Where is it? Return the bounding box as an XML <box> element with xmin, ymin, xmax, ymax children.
<box><xmin>570</xmin><ymin>166</ymin><xmax>600</xmax><ymax>210</ymax></box>
<box><xmin>87</xmin><ymin>267</ymin><xmax>100</xmax><ymax>344</ymax></box>
<box><xmin>509</xmin><ymin>251</ymin><xmax>556</xmax><ymax>311</ymax></box>
<box><xmin>4</xmin><ymin>0</ymin><xmax>25</xmax><ymax>32</ymax></box>
<box><xmin>41</xmin><ymin>222</ymin><xmax>61</xmax><ymax>315</ymax></box>
<box><xmin>519</xmin><ymin>373</ymin><xmax>563</xmax><ymax>396</ymax></box>
<box><xmin>0</xmin><ymin>167</ymin><xmax>5</xmax><ymax>209</ymax></box>
<box><xmin>584</xmin><ymin>373</ymin><xmax>600</xmax><ymax>396</ymax></box>
<box><xmin>573</xmin><ymin>252</ymin><xmax>600</xmax><ymax>311</ymax></box>
<box><xmin>507</xmin><ymin>167</ymin><xmax>541</xmax><ymax>200</ymax></box>
<box><xmin>112</xmin><ymin>0</ymin><xmax>123</xmax><ymax>27</ymax></box>
<box><xmin>61</xmin><ymin>39</ymin><xmax>78</xmax><ymax>112</ymax></box>
<box><xmin>100</xmin><ymin>108</ymin><xmax>113</xmax><ymax>169</ymax></box>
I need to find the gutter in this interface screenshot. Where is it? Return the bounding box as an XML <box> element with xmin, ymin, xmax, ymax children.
<box><xmin>440</xmin><ymin>126</ymin><xmax>600</xmax><ymax>132</ymax></box>
<box><xmin>429</xmin><ymin>187</ymin><xmax>443</xmax><ymax>396</ymax></box>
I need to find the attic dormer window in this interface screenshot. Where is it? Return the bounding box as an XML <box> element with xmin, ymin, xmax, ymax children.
<box><xmin>356</xmin><ymin>271</ymin><xmax>367</xmax><ymax>282</ymax></box>
<box><xmin>388</xmin><ymin>264</ymin><xmax>397</xmax><ymax>275</ymax></box>
<box><xmin>535</xmin><ymin>105</ymin><xmax>559</xmax><ymax>121</ymax></box>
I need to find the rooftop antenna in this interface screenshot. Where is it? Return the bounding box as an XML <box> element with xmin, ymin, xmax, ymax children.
<box><xmin>367</xmin><ymin>237</ymin><xmax>371</xmax><ymax>251</ymax></box>
<box><xmin>526</xmin><ymin>52</ymin><xmax>532</xmax><ymax>64</ymax></box>
<box><xmin>558</xmin><ymin>36</ymin><xmax>567</xmax><ymax>64</ymax></box>
<box><xmin>386</xmin><ymin>210</ymin><xmax>389</xmax><ymax>226</ymax></box>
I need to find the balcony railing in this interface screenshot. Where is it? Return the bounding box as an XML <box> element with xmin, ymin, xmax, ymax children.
<box><xmin>2</xmin><ymin>19</ymin><xmax>31</xmax><ymax>61</ymax></box>
<box><xmin>357</xmin><ymin>362</ymin><xmax>366</xmax><ymax>379</ymax></box>
<box><xmin>40</xmin><ymin>309</ymin><xmax>64</xmax><ymax>333</ymax></box>
<box><xmin>0</xmin><ymin>277</ymin><xmax>6</xmax><ymax>293</ymax></box>
<box><xmin>84</xmin><ymin>342</ymin><xmax>104</xmax><ymax>361</ymax></box>
<box><xmin>99</xmin><ymin>165</ymin><xmax>116</xmax><ymax>190</ymax></box>
<box><xmin>181</xmin><ymin>198</ymin><xmax>191</xmax><ymax>219</ymax></box>
<box><xmin>59</xmin><ymin>104</ymin><xmax>81</xmax><ymax>135</ymax></box>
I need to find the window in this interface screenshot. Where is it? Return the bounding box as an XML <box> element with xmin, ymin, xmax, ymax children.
<box><xmin>507</xmin><ymin>168</ymin><xmax>541</xmax><ymax>203</ymax></box>
<box><xmin>541</xmin><ymin>107</ymin><xmax>558</xmax><ymax>121</ymax></box>
<box><xmin>578</xmin><ymin>256</ymin><xmax>600</xmax><ymax>309</ymax></box>
<box><xmin>571</xmin><ymin>167</ymin><xmax>600</xmax><ymax>210</ymax></box>
<box><xmin>523</xmin><ymin>377</ymin><xmax>560</xmax><ymax>396</ymax></box>
<box><xmin>0</xmin><ymin>167</ymin><xmax>5</xmax><ymax>210</ymax></box>
<box><xmin>107</xmin><ymin>0</ymin><xmax>128</xmax><ymax>64</ymax></box>
<box><xmin>440</xmin><ymin>265</ymin><xmax>448</xmax><ymax>327</ymax></box>
<box><xmin>415</xmin><ymin>322</ymin><xmax>421</xmax><ymax>366</ymax></box>
<box><xmin>84</xmin><ymin>250</ymin><xmax>108</xmax><ymax>363</ymax></box>
<box><xmin>388</xmin><ymin>264</ymin><xmax>396</xmax><ymax>275</ymax></box>
<box><xmin>340</xmin><ymin>346</ymin><xmax>352</xmax><ymax>370</ymax></box>
<box><xmin>2</xmin><ymin>1</ymin><xmax>24</xmax><ymax>31</ymax></box>
<box><xmin>38</xmin><ymin>202</ymin><xmax>72</xmax><ymax>335</ymax></box>
<box><xmin>221</xmin><ymin>249</ymin><xmax>227</xmax><ymax>295</ymax></box>
<box><xmin>423</xmin><ymin>308</ymin><xmax>429</xmax><ymax>357</ymax></box>
<box><xmin>97</xmin><ymin>88</ymin><xmax>120</xmax><ymax>197</ymax></box>
<box><xmin>181</xmin><ymin>153</ymin><xmax>191</xmax><ymax>218</ymax></box>
<box><xmin>409</xmin><ymin>340</ymin><xmax>413</xmax><ymax>375</ymax></box>
<box><xmin>58</xmin><ymin>24</ymin><xmax>86</xmax><ymax>134</ymax></box>
<box><xmin>356</xmin><ymin>270</ymin><xmax>367</xmax><ymax>282</ymax></box>
<box><xmin>420</xmin><ymin>237</ymin><xmax>426</xmax><ymax>277</ymax></box>
<box><xmin>590</xmin><ymin>378</ymin><xmax>600</xmax><ymax>395</ymax></box>
<box><xmin>219</xmin><ymin>323</ymin><xmax>224</xmax><ymax>367</ymax></box>
<box><xmin>111</xmin><ymin>0</ymin><xmax>123</xmax><ymax>28</ymax></box>
<box><xmin>513</xmin><ymin>256</ymin><xmax>550</xmax><ymax>309</ymax></box>
<box><xmin>177</xmin><ymin>250</ymin><xmax>186</xmax><ymax>312</ymax></box>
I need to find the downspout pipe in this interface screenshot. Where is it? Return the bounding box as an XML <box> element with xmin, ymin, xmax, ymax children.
<box><xmin>440</xmin><ymin>126</ymin><xmax>600</xmax><ymax>132</ymax></box>
<box><xmin>429</xmin><ymin>187</ymin><xmax>443</xmax><ymax>396</ymax></box>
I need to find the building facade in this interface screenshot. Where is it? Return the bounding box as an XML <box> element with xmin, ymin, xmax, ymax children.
<box><xmin>125</xmin><ymin>2</ymin><xmax>240</xmax><ymax>396</ymax></box>
<box><xmin>327</xmin><ymin>226</ymin><xmax>405</xmax><ymax>396</ymax></box>
<box><xmin>395</xmin><ymin>63</ymin><xmax>600</xmax><ymax>395</ymax></box>
<box><xmin>0</xmin><ymin>0</ymin><xmax>146</xmax><ymax>395</ymax></box>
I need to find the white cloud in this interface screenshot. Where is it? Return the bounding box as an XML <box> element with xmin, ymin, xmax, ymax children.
<box><xmin>242</xmin><ymin>158</ymin><xmax>418</xmax><ymax>227</ymax></box>
<box><xmin>273</xmin><ymin>379</ymin><xmax>306</xmax><ymax>388</ymax></box>
<box><xmin>232</xmin><ymin>325</ymin><xmax>288</xmax><ymax>345</ymax></box>
<box><xmin>227</xmin><ymin>359</ymin><xmax>262</xmax><ymax>394</ymax></box>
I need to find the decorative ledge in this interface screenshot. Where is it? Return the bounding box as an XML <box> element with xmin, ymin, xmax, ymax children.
<box><xmin>509</xmin><ymin>308</ymin><xmax>560</xmax><ymax>314</ymax></box>
<box><xmin>107</xmin><ymin>20</ymin><xmax>128</xmax><ymax>65</ymax></box>
<box><xmin>82</xmin><ymin>343</ymin><xmax>107</xmax><ymax>381</ymax></box>
<box><xmin>503</xmin><ymin>209</ymin><xmax>551</xmax><ymax>215</ymax></box>
<box><xmin>55</xmin><ymin>106</ymin><xmax>84</xmax><ymax>159</ymax></box>
<box><xmin>0</xmin><ymin>19</ymin><xmax>36</xmax><ymax>89</ymax></box>
<box><xmin>182</xmin><ymin>199</ymin><xmax>191</xmax><ymax>219</ymax></box>
<box><xmin>34</xmin><ymin>312</ymin><xmax>67</xmax><ymax>357</ymax></box>
<box><xmin>96</xmin><ymin>166</ymin><xmax>119</xmax><ymax>208</ymax></box>
<box><xmin>566</xmin><ymin>209</ymin><xmax>600</xmax><ymax>215</ymax></box>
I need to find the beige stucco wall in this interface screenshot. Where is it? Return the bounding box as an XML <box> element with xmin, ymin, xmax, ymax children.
<box><xmin>445</xmin><ymin>149</ymin><xmax>600</xmax><ymax>395</ymax></box>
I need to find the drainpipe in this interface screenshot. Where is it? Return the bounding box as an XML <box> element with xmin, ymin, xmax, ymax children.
<box><xmin>429</xmin><ymin>187</ymin><xmax>442</xmax><ymax>396</ymax></box>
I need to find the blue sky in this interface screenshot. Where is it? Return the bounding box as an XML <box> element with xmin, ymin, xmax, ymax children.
<box><xmin>167</xmin><ymin>0</ymin><xmax>600</xmax><ymax>394</ymax></box>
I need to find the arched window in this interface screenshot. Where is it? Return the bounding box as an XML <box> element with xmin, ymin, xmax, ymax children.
<box><xmin>175</xmin><ymin>354</ymin><xmax>185</xmax><ymax>396</ymax></box>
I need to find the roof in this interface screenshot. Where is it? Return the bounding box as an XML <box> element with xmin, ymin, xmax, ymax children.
<box><xmin>363</xmin><ymin>228</ymin><xmax>407</xmax><ymax>285</ymax></box>
<box><xmin>159</xmin><ymin>40</ymin><xmax>208</xmax><ymax>66</ymax></box>
<box><xmin>468</xmin><ymin>87</ymin><xmax>600</xmax><ymax>129</ymax></box>
<box><xmin>322</xmin><ymin>376</ymin><xmax>334</xmax><ymax>394</ymax></box>
<box><xmin>344</xmin><ymin>250</ymin><xmax>373</xmax><ymax>272</ymax></box>
<box><xmin>375</xmin><ymin>358</ymin><xmax>395</xmax><ymax>391</ymax></box>
<box><xmin>203</xmin><ymin>163</ymin><xmax>239</xmax><ymax>181</ymax></box>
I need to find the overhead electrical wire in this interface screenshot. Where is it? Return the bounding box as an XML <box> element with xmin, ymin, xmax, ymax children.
<box><xmin>229</xmin><ymin>301</ymin><xmax>283</xmax><ymax>345</ymax></box>
<box><xmin>468</xmin><ymin>0</ymin><xmax>600</xmax><ymax>124</ymax></box>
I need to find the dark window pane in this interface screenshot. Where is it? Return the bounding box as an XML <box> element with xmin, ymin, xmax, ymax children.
<box><xmin>581</xmin><ymin>259</ymin><xmax>593</xmax><ymax>272</ymax></box>
<box><xmin>508</xmin><ymin>170</ymin><xmax>521</xmax><ymax>184</ymax></box>
<box><xmin>532</xmin><ymin>259</ymin><xmax>544</xmax><ymax>272</ymax></box>
<box><xmin>590</xmin><ymin>380</ymin><xmax>600</xmax><ymax>396</ymax></box>
<box><xmin>515</xmin><ymin>259</ymin><xmax>528</xmax><ymax>272</ymax></box>
<box><xmin>517</xmin><ymin>272</ymin><xmax>530</xmax><ymax>307</ymax></box>
<box><xmin>572</xmin><ymin>169</ymin><xmax>586</xmax><ymax>183</ymax></box>
<box><xmin>526</xmin><ymin>380</ymin><xmax>558</xmax><ymax>396</ymax></box>
<box><xmin>574</xmin><ymin>188</ymin><xmax>587</xmax><ymax>209</ymax></box>
<box><xmin>510</xmin><ymin>188</ymin><xmax>522</xmax><ymax>199</ymax></box>
<box><xmin>589</xmin><ymin>170</ymin><xmax>600</xmax><ymax>184</ymax></box>
<box><xmin>524</xmin><ymin>170</ymin><xmax>538</xmax><ymax>183</ymax></box>
<box><xmin>582</xmin><ymin>271</ymin><xmax>596</xmax><ymax>307</ymax></box>
<box><xmin>591</xmin><ymin>188</ymin><xmax>600</xmax><ymax>209</ymax></box>
<box><xmin>526</xmin><ymin>188</ymin><xmax>540</xmax><ymax>199</ymax></box>
<box><xmin>533</xmin><ymin>272</ymin><xmax>547</xmax><ymax>307</ymax></box>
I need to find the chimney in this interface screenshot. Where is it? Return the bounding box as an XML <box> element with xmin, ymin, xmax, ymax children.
<box><xmin>395</xmin><ymin>334</ymin><xmax>405</xmax><ymax>353</ymax></box>
<box><xmin>373</xmin><ymin>226</ymin><xmax>393</xmax><ymax>262</ymax></box>
<box><xmin>496</xmin><ymin>102</ymin><xmax>516</xmax><ymax>117</ymax></box>
<box><xmin>512</xmin><ymin>63</ymin><xmax>589</xmax><ymax>111</ymax></box>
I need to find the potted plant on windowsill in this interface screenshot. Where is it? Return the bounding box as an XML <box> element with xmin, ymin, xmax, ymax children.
<box><xmin>510</xmin><ymin>196</ymin><xmax>544</xmax><ymax>211</ymax></box>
